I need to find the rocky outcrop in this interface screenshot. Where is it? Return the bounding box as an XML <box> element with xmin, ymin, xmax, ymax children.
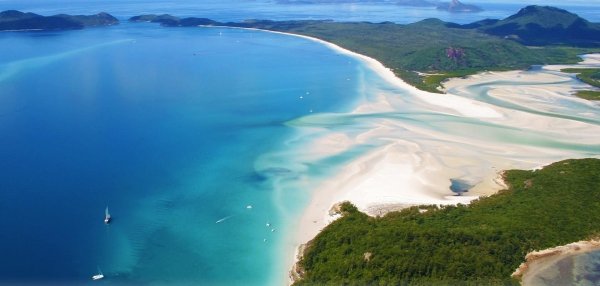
<box><xmin>289</xmin><ymin>243</ymin><xmax>308</xmax><ymax>284</ymax></box>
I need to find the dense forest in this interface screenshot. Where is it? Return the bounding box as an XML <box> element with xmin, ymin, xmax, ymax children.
<box><xmin>293</xmin><ymin>159</ymin><xmax>600</xmax><ymax>285</ymax></box>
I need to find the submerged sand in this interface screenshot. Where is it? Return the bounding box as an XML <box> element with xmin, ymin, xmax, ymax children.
<box><xmin>513</xmin><ymin>240</ymin><xmax>600</xmax><ymax>285</ymax></box>
<box><xmin>291</xmin><ymin>54</ymin><xmax>600</xmax><ymax>243</ymax></box>
<box><xmin>282</xmin><ymin>39</ymin><xmax>599</xmax><ymax>284</ymax></box>
<box><xmin>231</xmin><ymin>28</ymin><xmax>600</xmax><ymax>284</ymax></box>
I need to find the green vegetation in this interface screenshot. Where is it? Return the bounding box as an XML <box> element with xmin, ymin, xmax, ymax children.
<box><xmin>561</xmin><ymin>68</ymin><xmax>600</xmax><ymax>87</ymax></box>
<box><xmin>133</xmin><ymin>6</ymin><xmax>600</xmax><ymax>92</ymax></box>
<box><xmin>422</xmin><ymin>70</ymin><xmax>488</xmax><ymax>92</ymax></box>
<box><xmin>0</xmin><ymin>10</ymin><xmax>118</xmax><ymax>31</ymax></box>
<box><xmin>294</xmin><ymin>159</ymin><xmax>600</xmax><ymax>285</ymax></box>
<box><xmin>468</xmin><ymin>6</ymin><xmax>600</xmax><ymax>47</ymax></box>
<box><xmin>232</xmin><ymin>20</ymin><xmax>600</xmax><ymax>92</ymax></box>
<box><xmin>574</xmin><ymin>90</ymin><xmax>600</xmax><ymax>100</ymax></box>
<box><xmin>561</xmin><ymin>68</ymin><xmax>600</xmax><ymax>100</ymax></box>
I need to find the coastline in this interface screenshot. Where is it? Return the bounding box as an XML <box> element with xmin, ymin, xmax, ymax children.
<box><xmin>202</xmin><ymin>25</ymin><xmax>600</xmax><ymax>285</ymax></box>
<box><xmin>2</xmin><ymin>5</ymin><xmax>600</xmax><ymax>284</ymax></box>
<box><xmin>247</xmin><ymin>28</ymin><xmax>506</xmax><ymax>283</ymax></box>
<box><xmin>512</xmin><ymin>240</ymin><xmax>600</xmax><ymax>284</ymax></box>
<box><xmin>235</xmin><ymin>27</ymin><xmax>512</xmax><ymax>284</ymax></box>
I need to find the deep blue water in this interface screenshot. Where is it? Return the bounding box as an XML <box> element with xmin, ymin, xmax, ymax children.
<box><xmin>0</xmin><ymin>23</ymin><xmax>365</xmax><ymax>285</ymax></box>
<box><xmin>1</xmin><ymin>1</ymin><xmax>599</xmax><ymax>285</ymax></box>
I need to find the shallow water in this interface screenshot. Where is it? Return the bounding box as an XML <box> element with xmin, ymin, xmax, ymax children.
<box><xmin>1</xmin><ymin>1</ymin><xmax>600</xmax><ymax>285</ymax></box>
<box><xmin>0</xmin><ymin>23</ymin><xmax>367</xmax><ymax>285</ymax></box>
<box><xmin>527</xmin><ymin>250</ymin><xmax>600</xmax><ymax>286</ymax></box>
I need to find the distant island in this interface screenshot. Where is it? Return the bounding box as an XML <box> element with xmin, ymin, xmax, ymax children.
<box><xmin>4</xmin><ymin>5</ymin><xmax>599</xmax><ymax>93</ymax></box>
<box><xmin>276</xmin><ymin>0</ymin><xmax>437</xmax><ymax>6</ymax></box>
<box><xmin>2</xmin><ymin>4</ymin><xmax>599</xmax><ymax>286</ymax></box>
<box><xmin>0</xmin><ymin>10</ymin><xmax>117</xmax><ymax>31</ymax></box>
<box><xmin>275</xmin><ymin>0</ymin><xmax>482</xmax><ymax>11</ymax></box>
<box><xmin>129</xmin><ymin>14</ymin><xmax>218</xmax><ymax>27</ymax></box>
<box><xmin>129</xmin><ymin>5</ymin><xmax>600</xmax><ymax>93</ymax></box>
<box><xmin>437</xmin><ymin>0</ymin><xmax>482</xmax><ymax>13</ymax></box>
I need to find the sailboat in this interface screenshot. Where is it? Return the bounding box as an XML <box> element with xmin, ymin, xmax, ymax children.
<box><xmin>104</xmin><ymin>206</ymin><xmax>111</xmax><ymax>224</ymax></box>
<box><xmin>92</xmin><ymin>267</ymin><xmax>104</xmax><ymax>280</ymax></box>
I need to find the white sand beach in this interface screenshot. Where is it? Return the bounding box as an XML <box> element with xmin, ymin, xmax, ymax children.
<box><xmin>230</xmin><ymin>28</ymin><xmax>600</xmax><ymax>284</ymax></box>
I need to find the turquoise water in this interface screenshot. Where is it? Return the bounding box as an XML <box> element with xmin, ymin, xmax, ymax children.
<box><xmin>0</xmin><ymin>23</ymin><xmax>367</xmax><ymax>285</ymax></box>
<box><xmin>1</xmin><ymin>1</ymin><xmax>600</xmax><ymax>285</ymax></box>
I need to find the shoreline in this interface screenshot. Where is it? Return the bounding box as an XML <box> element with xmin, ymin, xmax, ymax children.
<box><xmin>201</xmin><ymin>24</ymin><xmax>477</xmax><ymax>285</ymax></box>
<box><xmin>238</xmin><ymin>27</ymin><xmax>514</xmax><ymax>285</ymax></box>
<box><xmin>201</xmin><ymin>25</ymin><xmax>600</xmax><ymax>285</ymax></box>
<box><xmin>277</xmin><ymin>33</ymin><xmax>600</xmax><ymax>284</ymax></box>
<box><xmin>246</xmin><ymin>27</ymin><xmax>505</xmax><ymax>283</ymax></box>
<box><xmin>512</xmin><ymin>240</ymin><xmax>600</xmax><ymax>284</ymax></box>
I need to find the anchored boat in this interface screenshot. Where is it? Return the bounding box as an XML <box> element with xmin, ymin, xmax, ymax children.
<box><xmin>92</xmin><ymin>267</ymin><xmax>104</xmax><ymax>280</ymax></box>
<box><xmin>104</xmin><ymin>206</ymin><xmax>111</xmax><ymax>224</ymax></box>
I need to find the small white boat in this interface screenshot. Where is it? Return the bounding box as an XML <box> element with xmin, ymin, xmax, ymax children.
<box><xmin>92</xmin><ymin>267</ymin><xmax>104</xmax><ymax>280</ymax></box>
<box><xmin>104</xmin><ymin>206</ymin><xmax>111</xmax><ymax>224</ymax></box>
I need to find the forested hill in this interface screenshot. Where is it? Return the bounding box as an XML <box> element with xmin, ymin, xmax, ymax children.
<box><xmin>452</xmin><ymin>5</ymin><xmax>600</xmax><ymax>46</ymax></box>
<box><xmin>293</xmin><ymin>159</ymin><xmax>600</xmax><ymax>285</ymax></box>
<box><xmin>3</xmin><ymin>5</ymin><xmax>598</xmax><ymax>92</ymax></box>
<box><xmin>130</xmin><ymin>5</ymin><xmax>600</xmax><ymax>92</ymax></box>
<box><xmin>0</xmin><ymin>10</ymin><xmax>118</xmax><ymax>31</ymax></box>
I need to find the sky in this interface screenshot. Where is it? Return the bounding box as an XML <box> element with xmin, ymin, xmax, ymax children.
<box><xmin>481</xmin><ymin>0</ymin><xmax>597</xmax><ymax>4</ymax></box>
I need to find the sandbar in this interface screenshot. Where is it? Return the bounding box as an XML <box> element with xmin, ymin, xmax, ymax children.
<box><xmin>200</xmin><ymin>26</ymin><xmax>600</xmax><ymax>284</ymax></box>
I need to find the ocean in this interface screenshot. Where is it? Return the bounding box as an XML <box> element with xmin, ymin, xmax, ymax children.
<box><xmin>0</xmin><ymin>21</ymin><xmax>368</xmax><ymax>285</ymax></box>
<box><xmin>0</xmin><ymin>1</ymin><xmax>599</xmax><ymax>285</ymax></box>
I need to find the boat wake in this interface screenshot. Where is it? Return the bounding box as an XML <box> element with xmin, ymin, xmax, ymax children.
<box><xmin>215</xmin><ymin>215</ymin><xmax>234</xmax><ymax>224</ymax></box>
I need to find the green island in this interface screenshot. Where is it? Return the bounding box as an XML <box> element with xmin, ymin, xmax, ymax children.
<box><xmin>0</xmin><ymin>10</ymin><xmax>118</xmax><ymax>30</ymax></box>
<box><xmin>131</xmin><ymin>5</ymin><xmax>600</xmax><ymax>93</ymax></box>
<box><xmin>234</xmin><ymin>22</ymin><xmax>598</xmax><ymax>93</ymax></box>
<box><xmin>232</xmin><ymin>5</ymin><xmax>600</xmax><ymax>93</ymax></box>
<box><xmin>560</xmin><ymin>68</ymin><xmax>600</xmax><ymax>100</ymax></box>
<box><xmin>293</xmin><ymin>158</ymin><xmax>600</xmax><ymax>285</ymax></box>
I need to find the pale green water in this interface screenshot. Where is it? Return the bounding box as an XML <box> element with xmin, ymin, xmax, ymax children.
<box><xmin>1</xmin><ymin>2</ymin><xmax>599</xmax><ymax>285</ymax></box>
